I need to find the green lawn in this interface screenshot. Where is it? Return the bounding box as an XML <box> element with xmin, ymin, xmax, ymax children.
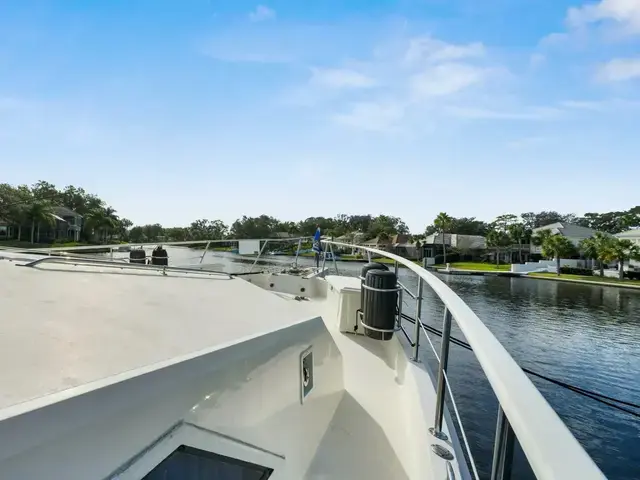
<box><xmin>530</xmin><ymin>272</ymin><xmax>640</xmax><ymax>286</ymax></box>
<box><xmin>0</xmin><ymin>240</ymin><xmax>88</xmax><ymax>249</ymax></box>
<box><xmin>432</xmin><ymin>262</ymin><xmax>511</xmax><ymax>271</ymax></box>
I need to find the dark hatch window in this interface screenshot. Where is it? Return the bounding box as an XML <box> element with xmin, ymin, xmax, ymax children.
<box><xmin>143</xmin><ymin>445</ymin><xmax>274</xmax><ymax>480</ymax></box>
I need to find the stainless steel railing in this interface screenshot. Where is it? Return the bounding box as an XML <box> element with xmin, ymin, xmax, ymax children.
<box><xmin>321</xmin><ymin>240</ymin><xmax>606</xmax><ymax>480</ymax></box>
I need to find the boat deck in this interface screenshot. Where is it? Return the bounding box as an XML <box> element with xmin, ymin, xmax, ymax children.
<box><xmin>0</xmin><ymin>254</ymin><xmax>316</xmax><ymax>410</ymax></box>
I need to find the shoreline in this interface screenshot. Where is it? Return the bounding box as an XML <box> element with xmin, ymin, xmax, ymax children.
<box><xmin>526</xmin><ymin>274</ymin><xmax>640</xmax><ymax>290</ymax></box>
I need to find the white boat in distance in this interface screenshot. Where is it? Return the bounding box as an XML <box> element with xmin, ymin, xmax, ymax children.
<box><xmin>0</xmin><ymin>238</ymin><xmax>605</xmax><ymax>480</ymax></box>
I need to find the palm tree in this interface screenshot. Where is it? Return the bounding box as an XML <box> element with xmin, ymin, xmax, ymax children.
<box><xmin>25</xmin><ymin>201</ymin><xmax>55</xmax><ymax>244</ymax></box>
<box><xmin>609</xmin><ymin>238</ymin><xmax>640</xmax><ymax>280</ymax></box>
<box><xmin>507</xmin><ymin>223</ymin><xmax>525</xmax><ymax>263</ymax></box>
<box><xmin>580</xmin><ymin>233</ymin><xmax>615</xmax><ymax>277</ymax></box>
<box><xmin>486</xmin><ymin>229</ymin><xmax>510</xmax><ymax>266</ymax></box>
<box><xmin>434</xmin><ymin>212</ymin><xmax>453</xmax><ymax>264</ymax></box>
<box><xmin>532</xmin><ymin>232</ymin><xmax>576</xmax><ymax>276</ymax></box>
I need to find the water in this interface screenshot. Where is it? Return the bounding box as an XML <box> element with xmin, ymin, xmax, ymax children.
<box><xmin>111</xmin><ymin>247</ymin><xmax>640</xmax><ymax>479</ymax></box>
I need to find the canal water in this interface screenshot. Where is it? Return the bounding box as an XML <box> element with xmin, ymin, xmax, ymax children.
<box><xmin>117</xmin><ymin>247</ymin><xmax>640</xmax><ymax>479</ymax></box>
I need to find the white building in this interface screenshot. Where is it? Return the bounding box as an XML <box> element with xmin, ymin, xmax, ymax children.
<box><xmin>530</xmin><ymin>222</ymin><xmax>597</xmax><ymax>255</ymax></box>
<box><xmin>616</xmin><ymin>228</ymin><xmax>640</xmax><ymax>267</ymax></box>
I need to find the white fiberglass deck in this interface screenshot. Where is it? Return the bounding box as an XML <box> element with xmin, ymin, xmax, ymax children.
<box><xmin>0</xmin><ymin>254</ymin><xmax>314</xmax><ymax>410</ymax></box>
<box><xmin>0</xmin><ymin>253</ymin><xmax>450</xmax><ymax>480</ymax></box>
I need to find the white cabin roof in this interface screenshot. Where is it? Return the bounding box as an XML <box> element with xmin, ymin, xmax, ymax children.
<box><xmin>0</xmin><ymin>254</ymin><xmax>313</xmax><ymax>410</ymax></box>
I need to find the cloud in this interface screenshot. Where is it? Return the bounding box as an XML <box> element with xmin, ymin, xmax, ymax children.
<box><xmin>596</xmin><ymin>57</ymin><xmax>640</xmax><ymax>81</ymax></box>
<box><xmin>332</xmin><ymin>101</ymin><xmax>405</xmax><ymax>132</ymax></box>
<box><xmin>567</xmin><ymin>0</ymin><xmax>640</xmax><ymax>34</ymax></box>
<box><xmin>309</xmin><ymin>68</ymin><xmax>377</xmax><ymax>89</ymax></box>
<box><xmin>529</xmin><ymin>53</ymin><xmax>546</xmax><ymax>68</ymax></box>
<box><xmin>248</xmin><ymin>5</ymin><xmax>276</xmax><ymax>22</ymax></box>
<box><xmin>403</xmin><ymin>37</ymin><xmax>485</xmax><ymax>65</ymax></box>
<box><xmin>445</xmin><ymin>105</ymin><xmax>563</xmax><ymax>121</ymax></box>
<box><xmin>410</xmin><ymin>63</ymin><xmax>487</xmax><ymax>99</ymax></box>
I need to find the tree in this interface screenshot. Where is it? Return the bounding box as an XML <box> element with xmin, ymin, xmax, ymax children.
<box><xmin>580</xmin><ymin>233</ymin><xmax>615</xmax><ymax>277</ymax></box>
<box><xmin>486</xmin><ymin>229</ymin><xmax>511</xmax><ymax>265</ymax></box>
<box><xmin>25</xmin><ymin>201</ymin><xmax>55</xmax><ymax>243</ymax></box>
<box><xmin>189</xmin><ymin>219</ymin><xmax>228</xmax><ymax>240</ymax></box>
<box><xmin>609</xmin><ymin>238</ymin><xmax>640</xmax><ymax>280</ymax></box>
<box><xmin>532</xmin><ymin>231</ymin><xmax>576</xmax><ymax>276</ymax></box>
<box><xmin>434</xmin><ymin>212</ymin><xmax>453</xmax><ymax>264</ymax></box>
<box><xmin>507</xmin><ymin>223</ymin><xmax>526</xmax><ymax>263</ymax></box>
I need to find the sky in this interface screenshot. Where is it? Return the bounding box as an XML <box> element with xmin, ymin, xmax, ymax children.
<box><xmin>1</xmin><ymin>0</ymin><xmax>639</xmax><ymax>232</ymax></box>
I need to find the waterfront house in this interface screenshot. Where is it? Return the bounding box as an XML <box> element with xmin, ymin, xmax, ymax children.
<box><xmin>422</xmin><ymin>233</ymin><xmax>486</xmax><ymax>264</ymax></box>
<box><xmin>530</xmin><ymin>222</ymin><xmax>597</xmax><ymax>258</ymax></box>
<box><xmin>616</xmin><ymin>228</ymin><xmax>640</xmax><ymax>267</ymax></box>
<box><xmin>0</xmin><ymin>206</ymin><xmax>83</xmax><ymax>243</ymax></box>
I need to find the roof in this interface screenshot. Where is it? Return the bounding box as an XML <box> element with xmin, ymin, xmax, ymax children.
<box><xmin>52</xmin><ymin>206</ymin><xmax>82</xmax><ymax>218</ymax></box>
<box><xmin>0</xmin><ymin>254</ymin><xmax>314</xmax><ymax>410</ymax></box>
<box><xmin>532</xmin><ymin>222</ymin><xmax>597</xmax><ymax>238</ymax></box>
<box><xmin>270</xmin><ymin>232</ymin><xmax>294</xmax><ymax>239</ymax></box>
<box><xmin>616</xmin><ymin>228</ymin><xmax>640</xmax><ymax>238</ymax></box>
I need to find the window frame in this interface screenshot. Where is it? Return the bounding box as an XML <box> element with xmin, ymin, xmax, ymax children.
<box><xmin>114</xmin><ymin>422</ymin><xmax>284</xmax><ymax>480</ymax></box>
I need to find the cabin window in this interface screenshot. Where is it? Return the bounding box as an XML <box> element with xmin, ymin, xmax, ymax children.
<box><xmin>143</xmin><ymin>445</ymin><xmax>274</xmax><ymax>480</ymax></box>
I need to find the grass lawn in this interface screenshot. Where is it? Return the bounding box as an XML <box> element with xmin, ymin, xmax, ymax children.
<box><xmin>432</xmin><ymin>262</ymin><xmax>511</xmax><ymax>271</ymax></box>
<box><xmin>530</xmin><ymin>272</ymin><xmax>640</xmax><ymax>286</ymax></box>
<box><xmin>0</xmin><ymin>240</ymin><xmax>89</xmax><ymax>249</ymax></box>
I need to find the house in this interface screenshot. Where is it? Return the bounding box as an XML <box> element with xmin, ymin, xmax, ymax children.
<box><xmin>0</xmin><ymin>206</ymin><xmax>83</xmax><ymax>243</ymax></box>
<box><xmin>49</xmin><ymin>206</ymin><xmax>83</xmax><ymax>242</ymax></box>
<box><xmin>422</xmin><ymin>233</ymin><xmax>487</xmax><ymax>263</ymax></box>
<box><xmin>616</xmin><ymin>229</ymin><xmax>640</xmax><ymax>267</ymax></box>
<box><xmin>530</xmin><ymin>222</ymin><xmax>597</xmax><ymax>258</ymax></box>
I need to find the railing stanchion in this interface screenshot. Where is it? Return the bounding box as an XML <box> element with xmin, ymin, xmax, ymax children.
<box><xmin>199</xmin><ymin>241</ymin><xmax>211</xmax><ymax>264</ymax></box>
<box><xmin>397</xmin><ymin>288</ymin><xmax>403</xmax><ymax>329</ymax></box>
<box><xmin>432</xmin><ymin>308</ymin><xmax>452</xmax><ymax>437</ymax></box>
<box><xmin>366</xmin><ymin>250</ymin><xmax>371</xmax><ymax>262</ymax></box>
<box><xmin>412</xmin><ymin>277</ymin><xmax>423</xmax><ymax>361</ymax></box>
<box><xmin>110</xmin><ymin>248</ymin><xmax>113</xmax><ymax>261</ymax></box>
<box><xmin>328</xmin><ymin>243</ymin><xmax>339</xmax><ymax>274</ymax></box>
<box><xmin>294</xmin><ymin>238</ymin><xmax>302</xmax><ymax>267</ymax></box>
<box><xmin>490</xmin><ymin>405</ymin><xmax>515</xmax><ymax>480</ymax></box>
<box><xmin>394</xmin><ymin>260</ymin><xmax>398</xmax><ymax>278</ymax></box>
<box><xmin>250</xmin><ymin>239</ymin><xmax>269</xmax><ymax>273</ymax></box>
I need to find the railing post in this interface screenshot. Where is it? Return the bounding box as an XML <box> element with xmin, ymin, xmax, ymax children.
<box><xmin>294</xmin><ymin>238</ymin><xmax>302</xmax><ymax>267</ymax></box>
<box><xmin>490</xmin><ymin>405</ymin><xmax>515</xmax><ymax>480</ymax></box>
<box><xmin>250</xmin><ymin>239</ymin><xmax>269</xmax><ymax>273</ymax></box>
<box><xmin>328</xmin><ymin>242</ymin><xmax>339</xmax><ymax>274</ymax></box>
<box><xmin>412</xmin><ymin>277</ymin><xmax>423</xmax><ymax>362</ymax></box>
<box><xmin>110</xmin><ymin>247</ymin><xmax>113</xmax><ymax>261</ymax></box>
<box><xmin>394</xmin><ymin>260</ymin><xmax>398</xmax><ymax>278</ymax></box>
<box><xmin>199</xmin><ymin>241</ymin><xmax>211</xmax><ymax>264</ymax></box>
<box><xmin>396</xmin><ymin>288</ymin><xmax>403</xmax><ymax>328</ymax></box>
<box><xmin>432</xmin><ymin>308</ymin><xmax>453</xmax><ymax>438</ymax></box>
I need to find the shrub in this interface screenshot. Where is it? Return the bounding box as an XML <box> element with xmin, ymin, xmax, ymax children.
<box><xmin>559</xmin><ymin>266</ymin><xmax>593</xmax><ymax>276</ymax></box>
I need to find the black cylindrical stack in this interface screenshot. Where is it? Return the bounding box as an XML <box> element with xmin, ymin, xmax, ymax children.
<box><xmin>129</xmin><ymin>249</ymin><xmax>146</xmax><ymax>264</ymax></box>
<box><xmin>151</xmin><ymin>246</ymin><xmax>169</xmax><ymax>266</ymax></box>
<box><xmin>362</xmin><ymin>269</ymin><xmax>397</xmax><ymax>341</ymax></box>
<box><xmin>360</xmin><ymin>262</ymin><xmax>388</xmax><ymax>311</ymax></box>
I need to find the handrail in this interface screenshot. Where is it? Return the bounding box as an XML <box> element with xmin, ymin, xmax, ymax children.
<box><xmin>321</xmin><ymin>240</ymin><xmax>605</xmax><ymax>480</ymax></box>
<box><xmin>18</xmin><ymin>256</ymin><xmax>233</xmax><ymax>278</ymax></box>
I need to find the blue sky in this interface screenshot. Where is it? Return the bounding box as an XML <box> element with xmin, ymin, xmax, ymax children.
<box><xmin>1</xmin><ymin>0</ymin><xmax>639</xmax><ymax>232</ymax></box>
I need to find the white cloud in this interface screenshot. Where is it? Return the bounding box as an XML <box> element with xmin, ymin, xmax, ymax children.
<box><xmin>529</xmin><ymin>53</ymin><xmax>546</xmax><ymax>68</ymax></box>
<box><xmin>596</xmin><ymin>57</ymin><xmax>640</xmax><ymax>81</ymax></box>
<box><xmin>309</xmin><ymin>68</ymin><xmax>377</xmax><ymax>89</ymax></box>
<box><xmin>410</xmin><ymin>63</ymin><xmax>487</xmax><ymax>99</ymax></box>
<box><xmin>445</xmin><ymin>105</ymin><xmax>563</xmax><ymax>121</ymax></box>
<box><xmin>249</xmin><ymin>5</ymin><xmax>276</xmax><ymax>22</ymax></box>
<box><xmin>332</xmin><ymin>101</ymin><xmax>405</xmax><ymax>132</ymax></box>
<box><xmin>404</xmin><ymin>37</ymin><xmax>485</xmax><ymax>65</ymax></box>
<box><xmin>568</xmin><ymin>0</ymin><xmax>640</xmax><ymax>34</ymax></box>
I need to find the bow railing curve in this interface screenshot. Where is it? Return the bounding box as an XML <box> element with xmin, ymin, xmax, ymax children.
<box><xmin>321</xmin><ymin>239</ymin><xmax>605</xmax><ymax>480</ymax></box>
